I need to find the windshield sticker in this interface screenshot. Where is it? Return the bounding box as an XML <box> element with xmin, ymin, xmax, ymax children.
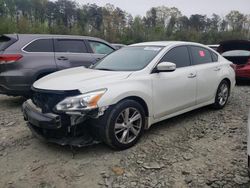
<box><xmin>199</xmin><ymin>50</ymin><xmax>205</xmax><ymax>57</ymax></box>
<box><xmin>144</xmin><ymin>47</ymin><xmax>161</xmax><ymax>51</ymax></box>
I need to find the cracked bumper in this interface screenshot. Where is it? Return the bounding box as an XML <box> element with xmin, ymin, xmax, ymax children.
<box><xmin>22</xmin><ymin>100</ymin><xmax>100</xmax><ymax>147</ymax></box>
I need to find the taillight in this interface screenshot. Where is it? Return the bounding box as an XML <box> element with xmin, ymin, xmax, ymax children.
<box><xmin>230</xmin><ymin>63</ymin><xmax>236</xmax><ymax>71</ymax></box>
<box><xmin>0</xmin><ymin>54</ymin><xmax>23</xmax><ymax>64</ymax></box>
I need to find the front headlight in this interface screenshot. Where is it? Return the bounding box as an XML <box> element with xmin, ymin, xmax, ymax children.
<box><xmin>55</xmin><ymin>89</ymin><xmax>107</xmax><ymax>112</ymax></box>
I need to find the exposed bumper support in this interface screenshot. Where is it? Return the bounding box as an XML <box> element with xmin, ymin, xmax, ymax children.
<box><xmin>27</xmin><ymin>123</ymin><xmax>100</xmax><ymax>147</ymax></box>
<box><xmin>23</xmin><ymin>100</ymin><xmax>61</xmax><ymax>129</ymax></box>
<box><xmin>22</xmin><ymin>100</ymin><xmax>101</xmax><ymax>147</ymax></box>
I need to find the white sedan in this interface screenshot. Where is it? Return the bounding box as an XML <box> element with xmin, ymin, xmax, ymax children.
<box><xmin>22</xmin><ymin>41</ymin><xmax>235</xmax><ymax>150</ymax></box>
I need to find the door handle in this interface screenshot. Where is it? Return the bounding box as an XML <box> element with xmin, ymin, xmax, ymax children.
<box><xmin>214</xmin><ymin>67</ymin><xmax>221</xmax><ymax>71</ymax></box>
<box><xmin>188</xmin><ymin>73</ymin><xmax>196</xmax><ymax>78</ymax></box>
<box><xmin>57</xmin><ymin>56</ymin><xmax>68</xmax><ymax>61</ymax></box>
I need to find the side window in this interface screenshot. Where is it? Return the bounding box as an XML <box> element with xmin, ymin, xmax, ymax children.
<box><xmin>89</xmin><ymin>41</ymin><xmax>114</xmax><ymax>54</ymax></box>
<box><xmin>190</xmin><ymin>46</ymin><xmax>213</xmax><ymax>65</ymax></box>
<box><xmin>23</xmin><ymin>39</ymin><xmax>53</xmax><ymax>52</ymax></box>
<box><xmin>160</xmin><ymin>46</ymin><xmax>190</xmax><ymax>68</ymax></box>
<box><xmin>55</xmin><ymin>39</ymin><xmax>87</xmax><ymax>53</ymax></box>
<box><xmin>211</xmin><ymin>51</ymin><xmax>218</xmax><ymax>62</ymax></box>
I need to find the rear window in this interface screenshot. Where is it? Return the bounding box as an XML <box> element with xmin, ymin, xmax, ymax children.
<box><xmin>211</xmin><ymin>52</ymin><xmax>218</xmax><ymax>62</ymax></box>
<box><xmin>23</xmin><ymin>39</ymin><xmax>53</xmax><ymax>52</ymax></box>
<box><xmin>0</xmin><ymin>36</ymin><xmax>15</xmax><ymax>51</ymax></box>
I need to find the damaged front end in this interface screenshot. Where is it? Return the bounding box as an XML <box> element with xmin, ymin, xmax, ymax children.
<box><xmin>22</xmin><ymin>88</ymin><xmax>108</xmax><ymax>147</ymax></box>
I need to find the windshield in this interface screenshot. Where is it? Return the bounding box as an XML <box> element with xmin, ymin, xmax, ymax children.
<box><xmin>93</xmin><ymin>46</ymin><xmax>163</xmax><ymax>71</ymax></box>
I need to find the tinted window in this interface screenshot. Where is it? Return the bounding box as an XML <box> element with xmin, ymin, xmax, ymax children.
<box><xmin>89</xmin><ymin>41</ymin><xmax>114</xmax><ymax>54</ymax></box>
<box><xmin>190</xmin><ymin>46</ymin><xmax>213</xmax><ymax>65</ymax></box>
<box><xmin>160</xmin><ymin>46</ymin><xmax>190</xmax><ymax>68</ymax></box>
<box><xmin>93</xmin><ymin>46</ymin><xmax>163</xmax><ymax>71</ymax></box>
<box><xmin>211</xmin><ymin>51</ymin><xmax>218</xmax><ymax>62</ymax></box>
<box><xmin>24</xmin><ymin>39</ymin><xmax>53</xmax><ymax>52</ymax></box>
<box><xmin>0</xmin><ymin>36</ymin><xmax>13</xmax><ymax>51</ymax></box>
<box><xmin>55</xmin><ymin>39</ymin><xmax>87</xmax><ymax>53</ymax></box>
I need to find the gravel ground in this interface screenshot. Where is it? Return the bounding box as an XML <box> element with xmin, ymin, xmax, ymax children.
<box><xmin>0</xmin><ymin>85</ymin><xmax>250</xmax><ymax>188</ymax></box>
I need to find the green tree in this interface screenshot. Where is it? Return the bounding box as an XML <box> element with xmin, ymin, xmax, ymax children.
<box><xmin>226</xmin><ymin>10</ymin><xmax>246</xmax><ymax>31</ymax></box>
<box><xmin>0</xmin><ymin>0</ymin><xmax>249</xmax><ymax>44</ymax></box>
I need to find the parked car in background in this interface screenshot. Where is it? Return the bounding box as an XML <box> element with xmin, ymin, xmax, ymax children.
<box><xmin>112</xmin><ymin>43</ymin><xmax>127</xmax><ymax>50</ymax></box>
<box><xmin>0</xmin><ymin>34</ymin><xmax>115</xmax><ymax>96</ymax></box>
<box><xmin>207</xmin><ymin>44</ymin><xmax>219</xmax><ymax>51</ymax></box>
<box><xmin>22</xmin><ymin>41</ymin><xmax>235</xmax><ymax>150</ymax></box>
<box><xmin>218</xmin><ymin>40</ymin><xmax>250</xmax><ymax>81</ymax></box>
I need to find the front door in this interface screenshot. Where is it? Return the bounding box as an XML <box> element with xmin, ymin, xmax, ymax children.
<box><xmin>87</xmin><ymin>40</ymin><xmax>115</xmax><ymax>64</ymax></box>
<box><xmin>152</xmin><ymin>46</ymin><xmax>196</xmax><ymax>120</ymax></box>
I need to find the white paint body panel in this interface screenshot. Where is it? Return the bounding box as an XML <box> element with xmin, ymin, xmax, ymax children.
<box><xmin>33</xmin><ymin>41</ymin><xmax>236</xmax><ymax>128</ymax></box>
<box><xmin>152</xmin><ymin>66</ymin><xmax>196</xmax><ymax>119</ymax></box>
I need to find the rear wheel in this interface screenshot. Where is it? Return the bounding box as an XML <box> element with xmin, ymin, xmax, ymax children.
<box><xmin>213</xmin><ymin>80</ymin><xmax>230</xmax><ymax>109</ymax></box>
<box><xmin>94</xmin><ymin>100</ymin><xmax>145</xmax><ymax>150</ymax></box>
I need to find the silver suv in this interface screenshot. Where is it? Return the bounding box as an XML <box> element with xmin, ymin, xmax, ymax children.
<box><xmin>0</xmin><ymin>34</ymin><xmax>115</xmax><ymax>96</ymax></box>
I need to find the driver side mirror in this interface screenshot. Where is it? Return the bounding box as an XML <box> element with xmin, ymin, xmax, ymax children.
<box><xmin>155</xmin><ymin>62</ymin><xmax>176</xmax><ymax>73</ymax></box>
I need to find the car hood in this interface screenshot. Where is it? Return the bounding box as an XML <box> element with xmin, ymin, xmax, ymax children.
<box><xmin>33</xmin><ymin>67</ymin><xmax>132</xmax><ymax>91</ymax></box>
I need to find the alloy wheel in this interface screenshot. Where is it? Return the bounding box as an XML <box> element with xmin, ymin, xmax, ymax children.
<box><xmin>218</xmin><ymin>83</ymin><xmax>229</xmax><ymax>106</ymax></box>
<box><xmin>114</xmin><ymin>107</ymin><xmax>142</xmax><ymax>144</ymax></box>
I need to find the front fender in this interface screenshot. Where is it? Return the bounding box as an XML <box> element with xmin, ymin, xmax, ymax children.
<box><xmin>97</xmin><ymin>80</ymin><xmax>153</xmax><ymax>117</ymax></box>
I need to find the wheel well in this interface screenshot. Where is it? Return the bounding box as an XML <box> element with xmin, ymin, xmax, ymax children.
<box><xmin>120</xmin><ymin>96</ymin><xmax>149</xmax><ymax>117</ymax></box>
<box><xmin>222</xmin><ymin>78</ymin><xmax>231</xmax><ymax>90</ymax></box>
<box><xmin>36</xmin><ymin>72</ymin><xmax>52</xmax><ymax>81</ymax></box>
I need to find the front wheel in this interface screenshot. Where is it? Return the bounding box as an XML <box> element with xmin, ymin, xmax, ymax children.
<box><xmin>213</xmin><ymin>80</ymin><xmax>230</xmax><ymax>109</ymax></box>
<box><xmin>94</xmin><ymin>100</ymin><xmax>146</xmax><ymax>150</ymax></box>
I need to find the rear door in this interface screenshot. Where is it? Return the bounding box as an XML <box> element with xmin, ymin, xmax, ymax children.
<box><xmin>189</xmin><ymin>45</ymin><xmax>221</xmax><ymax>104</ymax></box>
<box><xmin>21</xmin><ymin>38</ymin><xmax>57</xmax><ymax>70</ymax></box>
<box><xmin>87</xmin><ymin>40</ymin><xmax>115</xmax><ymax>64</ymax></box>
<box><xmin>54</xmin><ymin>38</ymin><xmax>95</xmax><ymax>70</ymax></box>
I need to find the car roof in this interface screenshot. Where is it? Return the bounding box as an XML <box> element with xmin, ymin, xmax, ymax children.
<box><xmin>130</xmin><ymin>41</ymin><xmax>206</xmax><ymax>47</ymax></box>
<box><xmin>16</xmin><ymin>34</ymin><xmax>98</xmax><ymax>40</ymax></box>
<box><xmin>4</xmin><ymin>34</ymin><xmax>112</xmax><ymax>45</ymax></box>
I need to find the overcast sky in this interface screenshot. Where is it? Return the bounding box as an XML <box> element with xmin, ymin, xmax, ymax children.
<box><xmin>74</xmin><ymin>0</ymin><xmax>250</xmax><ymax>17</ymax></box>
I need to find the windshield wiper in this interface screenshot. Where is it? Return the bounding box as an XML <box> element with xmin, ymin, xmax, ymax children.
<box><xmin>95</xmin><ymin>68</ymin><xmax>114</xmax><ymax>71</ymax></box>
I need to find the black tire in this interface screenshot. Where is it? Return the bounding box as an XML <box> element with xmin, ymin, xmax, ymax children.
<box><xmin>92</xmin><ymin>99</ymin><xmax>146</xmax><ymax>150</ymax></box>
<box><xmin>213</xmin><ymin>80</ymin><xmax>230</xmax><ymax>109</ymax></box>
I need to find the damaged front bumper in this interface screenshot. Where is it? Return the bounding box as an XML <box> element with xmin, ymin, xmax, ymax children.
<box><xmin>22</xmin><ymin>99</ymin><xmax>102</xmax><ymax>147</ymax></box>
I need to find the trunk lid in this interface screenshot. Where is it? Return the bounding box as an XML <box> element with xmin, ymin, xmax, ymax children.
<box><xmin>218</xmin><ymin>40</ymin><xmax>250</xmax><ymax>67</ymax></box>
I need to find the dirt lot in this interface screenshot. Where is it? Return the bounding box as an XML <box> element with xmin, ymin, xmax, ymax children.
<box><xmin>0</xmin><ymin>85</ymin><xmax>250</xmax><ymax>188</ymax></box>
